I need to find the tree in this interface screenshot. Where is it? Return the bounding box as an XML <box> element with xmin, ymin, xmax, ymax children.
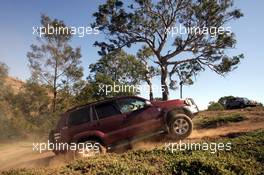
<box><xmin>137</xmin><ymin>45</ymin><xmax>159</xmax><ymax>100</ymax></box>
<box><xmin>77</xmin><ymin>74</ymin><xmax>115</xmax><ymax>104</ymax></box>
<box><xmin>27</xmin><ymin>15</ymin><xmax>83</xmax><ymax>112</ymax></box>
<box><xmin>0</xmin><ymin>62</ymin><xmax>8</xmax><ymax>87</ymax></box>
<box><xmin>13</xmin><ymin>80</ymin><xmax>51</xmax><ymax>126</ymax></box>
<box><xmin>76</xmin><ymin>73</ymin><xmax>137</xmax><ymax>105</ymax></box>
<box><xmin>89</xmin><ymin>49</ymin><xmax>161</xmax><ymax>100</ymax></box>
<box><xmin>208</xmin><ymin>101</ymin><xmax>224</xmax><ymax>111</ymax></box>
<box><xmin>0</xmin><ymin>61</ymin><xmax>10</xmax><ymax>105</ymax></box>
<box><xmin>0</xmin><ymin>62</ymin><xmax>12</xmax><ymax>100</ymax></box>
<box><xmin>89</xmin><ymin>50</ymin><xmax>146</xmax><ymax>85</ymax></box>
<box><xmin>93</xmin><ymin>0</ymin><xmax>244</xmax><ymax>100</ymax></box>
<box><xmin>0</xmin><ymin>62</ymin><xmax>32</xmax><ymax>139</ymax></box>
<box><xmin>78</xmin><ymin>50</ymin><xmax>145</xmax><ymax>105</ymax></box>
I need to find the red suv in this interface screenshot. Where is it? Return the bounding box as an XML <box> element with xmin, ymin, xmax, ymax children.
<box><xmin>49</xmin><ymin>96</ymin><xmax>198</xmax><ymax>158</ymax></box>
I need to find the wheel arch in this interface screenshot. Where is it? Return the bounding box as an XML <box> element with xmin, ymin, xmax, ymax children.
<box><xmin>165</xmin><ymin>107</ymin><xmax>193</xmax><ymax>125</ymax></box>
<box><xmin>71</xmin><ymin>131</ymin><xmax>107</xmax><ymax>147</ymax></box>
<box><xmin>77</xmin><ymin>135</ymin><xmax>106</xmax><ymax>146</ymax></box>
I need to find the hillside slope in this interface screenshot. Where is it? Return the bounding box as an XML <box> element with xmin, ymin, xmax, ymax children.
<box><xmin>0</xmin><ymin>107</ymin><xmax>264</xmax><ymax>174</ymax></box>
<box><xmin>4</xmin><ymin>77</ymin><xmax>24</xmax><ymax>93</ymax></box>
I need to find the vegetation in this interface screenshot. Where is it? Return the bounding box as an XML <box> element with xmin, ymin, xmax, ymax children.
<box><xmin>0</xmin><ymin>0</ymin><xmax>247</xmax><ymax>140</ymax></box>
<box><xmin>0</xmin><ymin>15</ymin><xmax>162</xmax><ymax>140</ymax></box>
<box><xmin>136</xmin><ymin>46</ymin><xmax>159</xmax><ymax>100</ymax></box>
<box><xmin>0</xmin><ymin>63</ymin><xmax>27</xmax><ymax>139</ymax></box>
<box><xmin>208</xmin><ymin>101</ymin><xmax>225</xmax><ymax>111</ymax></box>
<box><xmin>27</xmin><ymin>15</ymin><xmax>84</xmax><ymax>112</ymax></box>
<box><xmin>89</xmin><ymin>50</ymin><xmax>146</xmax><ymax>85</ymax></box>
<box><xmin>0</xmin><ymin>16</ymin><xmax>87</xmax><ymax>139</ymax></box>
<box><xmin>0</xmin><ymin>62</ymin><xmax>8</xmax><ymax>86</ymax></box>
<box><xmin>194</xmin><ymin>114</ymin><xmax>246</xmax><ymax>129</ymax></box>
<box><xmin>2</xmin><ymin>130</ymin><xmax>263</xmax><ymax>174</ymax></box>
<box><xmin>0</xmin><ymin>74</ymin><xmax>55</xmax><ymax>139</ymax></box>
<box><xmin>93</xmin><ymin>0</ymin><xmax>244</xmax><ymax>100</ymax></box>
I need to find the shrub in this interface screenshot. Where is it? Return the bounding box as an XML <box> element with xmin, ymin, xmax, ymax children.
<box><xmin>208</xmin><ymin>102</ymin><xmax>224</xmax><ymax>111</ymax></box>
<box><xmin>195</xmin><ymin>114</ymin><xmax>246</xmax><ymax>129</ymax></box>
<box><xmin>2</xmin><ymin>130</ymin><xmax>264</xmax><ymax>175</ymax></box>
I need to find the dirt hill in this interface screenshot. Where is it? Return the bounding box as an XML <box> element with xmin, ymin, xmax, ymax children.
<box><xmin>4</xmin><ymin>77</ymin><xmax>24</xmax><ymax>93</ymax></box>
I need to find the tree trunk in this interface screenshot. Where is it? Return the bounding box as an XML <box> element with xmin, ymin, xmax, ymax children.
<box><xmin>52</xmin><ymin>90</ymin><xmax>57</xmax><ymax>112</ymax></box>
<box><xmin>52</xmin><ymin>58</ymin><xmax>58</xmax><ymax>113</ymax></box>
<box><xmin>161</xmin><ymin>65</ymin><xmax>169</xmax><ymax>101</ymax></box>
<box><xmin>143</xmin><ymin>61</ymin><xmax>154</xmax><ymax>101</ymax></box>
<box><xmin>146</xmin><ymin>78</ymin><xmax>153</xmax><ymax>101</ymax></box>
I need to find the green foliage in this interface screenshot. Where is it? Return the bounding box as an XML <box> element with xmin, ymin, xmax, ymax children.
<box><xmin>0</xmin><ymin>62</ymin><xmax>9</xmax><ymax>96</ymax></box>
<box><xmin>2</xmin><ymin>130</ymin><xmax>264</xmax><ymax>174</ymax></box>
<box><xmin>93</xmin><ymin>0</ymin><xmax>244</xmax><ymax>100</ymax></box>
<box><xmin>0</xmin><ymin>62</ymin><xmax>8</xmax><ymax>80</ymax></box>
<box><xmin>0</xmin><ymin>112</ymin><xmax>23</xmax><ymax>139</ymax></box>
<box><xmin>89</xmin><ymin>50</ymin><xmax>146</xmax><ymax>85</ymax></box>
<box><xmin>13</xmin><ymin>81</ymin><xmax>51</xmax><ymax>126</ymax></box>
<box><xmin>0</xmin><ymin>89</ymin><xmax>32</xmax><ymax>139</ymax></box>
<box><xmin>208</xmin><ymin>102</ymin><xmax>225</xmax><ymax>111</ymax></box>
<box><xmin>0</xmin><ymin>69</ymin><xmax>61</xmax><ymax>139</ymax></box>
<box><xmin>0</xmin><ymin>64</ymin><xmax>31</xmax><ymax>139</ymax></box>
<box><xmin>75</xmin><ymin>50</ymin><xmax>148</xmax><ymax>106</ymax></box>
<box><xmin>137</xmin><ymin>45</ymin><xmax>159</xmax><ymax>100</ymax></box>
<box><xmin>75</xmin><ymin>74</ymin><xmax>114</xmax><ymax>105</ymax></box>
<box><xmin>27</xmin><ymin>15</ymin><xmax>83</xmax><ymax>112</ymax></box>
<box><xmin>76</xmin><ymin>73</ymin><xmax>136</xmax><ymax>106</ymax></box>
<box><xmin>194</xmin><ymin>114</ymin><xmax>246</xmax><ymax>129</ymax></box>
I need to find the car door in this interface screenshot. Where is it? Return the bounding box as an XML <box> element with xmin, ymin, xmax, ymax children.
<box><xmin>66</xmin><ymin>106</ymin><xmax>94</xmax><ymax>141</ymax></box>
<box><xmin>116</xmin><ymin>97</ymin><xmax>163</xmax><ymax>139</ymax></box>
<box><xmin>91</xmin><ymin>101</ymin><xmax>126</xmax><ymax>144</ymax></box>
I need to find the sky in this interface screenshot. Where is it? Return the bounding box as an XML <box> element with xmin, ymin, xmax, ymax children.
<box><xmin>0</xmin><ymin>0</ymin><xmax>263</xmax><ymax>109</ymax></box>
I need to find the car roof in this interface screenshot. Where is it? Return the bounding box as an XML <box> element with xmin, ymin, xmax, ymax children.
<box><xmin>65</xmin><ymin>95</ymin><xmax>145</xmax><ymax>113</ymax></box>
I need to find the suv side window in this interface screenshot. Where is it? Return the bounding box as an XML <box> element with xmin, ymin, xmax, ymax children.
<box><xmin>116</xmin><ymin>98</ymin><xmax>146</xmax><ymax>113</ymax></box>
<box><xmin>68</xmin><ymin>107</ymin><xmax>91</xmax><ymax>126</ymax></box>
<box><xmin>95</xmin><ymin>102</ymin><xmax>121</xmax><ymax>119</ymax></box>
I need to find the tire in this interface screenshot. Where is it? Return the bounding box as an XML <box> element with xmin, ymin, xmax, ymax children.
<box><xmin>167</xmin><ymin>113</ymin><xmax>193</xmax><ymax>140</ymax></box>
<box><xmin>74</xmin><ymin>140</ymin><xmax>106</xmax><ymax>159</ymax></box>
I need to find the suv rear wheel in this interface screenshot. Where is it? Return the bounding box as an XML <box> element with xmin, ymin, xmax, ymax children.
<box><xmin>74</xmin><ymin>140</ymin><xmax>106</xmax><ymax>159</ymax></box>
<box><xmin>168</xmin><ymin>113</ymin><xmax>193</xmax><ymax>140</ymax></box>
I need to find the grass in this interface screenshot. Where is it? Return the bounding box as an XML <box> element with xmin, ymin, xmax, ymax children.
<box><xmin>193</xmin><ymin>113</ymin><xmax>247</xmax><ymax>129</ymax></box>
<box><xmin>2</xmin><ymin>130</ymin><xmax>264</xmax><ymax>175</ymax></box>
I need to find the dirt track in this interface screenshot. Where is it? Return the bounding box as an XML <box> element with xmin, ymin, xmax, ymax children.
<box><xmin>1</xmin><ymin>108</ymin><xmax>263</xmax><ymax>171</ymax></box>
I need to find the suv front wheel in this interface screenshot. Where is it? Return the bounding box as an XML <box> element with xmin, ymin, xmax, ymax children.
<box><xmin>168</xmin><ymin>113</ymin><xmax>193</xmax><ymax>140</ymax></box>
